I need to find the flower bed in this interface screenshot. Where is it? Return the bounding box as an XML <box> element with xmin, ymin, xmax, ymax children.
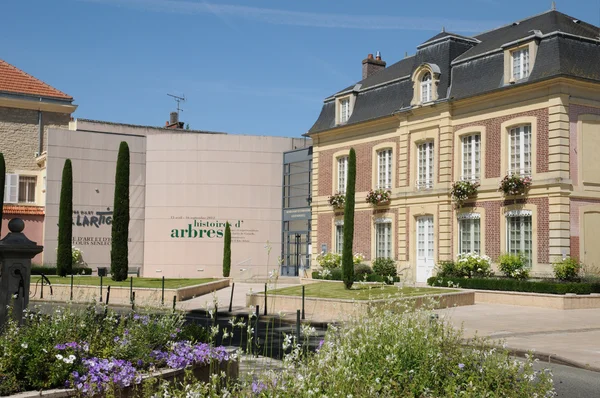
<box><xmin>0</xmin><ymin>305</ymin><xmax>234</xmax><ymax>397</ymax></box>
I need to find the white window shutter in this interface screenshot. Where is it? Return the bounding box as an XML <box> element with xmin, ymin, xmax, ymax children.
<box><xmin>4</xmin><ymin>174</ymin><xmax>19</xmax><ymax>203</ymax></box>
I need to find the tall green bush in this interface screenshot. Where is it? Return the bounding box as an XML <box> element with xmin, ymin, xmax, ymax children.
<box><xmin>111</xmin><ymin>142</ymin><xmax>130</xmax><ymax>281</ymax></box>
<box><xmin>0</xmin><ymin>153</ymin><xmax>4</xmax><ymax>237</ymax></box>
<box><xmin>56</xmin><ymin>159</ymin><xmax>73</xmax><ymax>277</ymax></box>
<box><xmin>497</xmin><ymin>253</ymin><xmax>529</xmax><ymax>280</ymax></box>
<box><xmin>222</xmin><ymin>222</ymin><xmax>231</xmax><ymax>277</ymax></box>
<box><xmin>341</xmin><ymin>148</ymin><xmax>356</xmax><ymax>289</ymax></box>
<box><xmin>553</xmin><ymin>257</ymin><xmax>582</xmax><ymax>281</ymax></box>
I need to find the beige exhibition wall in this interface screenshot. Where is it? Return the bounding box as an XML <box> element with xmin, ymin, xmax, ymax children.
<box><xmin>143</xmin><ymin>133</ymin><xmax>299</xmax><ymax>279</ymax></box>
<box><xmin>44</xmin><ymin>128</ymin><xmax>146</xmax><ymax>270</ymax></box>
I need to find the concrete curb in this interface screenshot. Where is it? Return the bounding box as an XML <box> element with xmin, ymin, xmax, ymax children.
<box><xmin>507</xmin><ymin>347</ymin><xmax>600</xmax><ymax>373</ymax></box>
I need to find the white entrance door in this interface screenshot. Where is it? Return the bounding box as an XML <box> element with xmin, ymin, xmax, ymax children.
<box><xmin>416</xmin><ymin>216</ymin><xmax>435</xmax><ymax>283</ymax></box>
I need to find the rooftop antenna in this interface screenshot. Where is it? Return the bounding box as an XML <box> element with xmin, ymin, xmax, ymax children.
<box><xmin>551</xmin><ymin>1</ymin><xmax>556</xmax><ymax>10</ymax></box>
<box><xmin>167</xmin><ymin>93</ymin><xmax>186</xmax><ymax>117</ymax></box>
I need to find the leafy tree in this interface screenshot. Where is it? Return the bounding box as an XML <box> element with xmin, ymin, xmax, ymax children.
<box><xmin>111</xmin><ymin>142</ymin><xmax>130</xmax><ymax>281</ymax></box>
<box><xmin>57</xmin><ymin>159</ymin><xmax>73</xmax><ymax>277</ymax></box>
<box><xmin>223</xmin><ymin>222</ymin><xmax>231</xmax><ymax>277</ymax></box>
<box><xmin>342</xmin><ymin>148</ymin><xmax>356</xmax><ymax>289</ymax></box>
<box><xmin>0</xmin><ymin>153</ymin><xmax>5</xmax><ymax>237</ymax></box>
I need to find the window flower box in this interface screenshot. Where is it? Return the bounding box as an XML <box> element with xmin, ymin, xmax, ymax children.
<box><xmin>366</xmin><ymin>189</ymin><xmax>391</xmax><ymax>206</ymax></box>
<box><xmin>451</xmin><ymin>180</ymin><xmax>479</xmax><ymax>208</ymax></box>
<box><xmin>328</xmin><ymin>192</ymin><xmax>345</xmax><ymax>209</ymax></box>
<box><xmin>498</xmin><ymin>174</ymin><xmax>532</xmax><ymax>196</ymax></box>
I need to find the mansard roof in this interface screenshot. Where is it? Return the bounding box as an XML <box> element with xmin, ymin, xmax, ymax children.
<box><xmin>308</xmin><ymin>10</ymin><xmax>600</xmax><ymax>135</ymax></box>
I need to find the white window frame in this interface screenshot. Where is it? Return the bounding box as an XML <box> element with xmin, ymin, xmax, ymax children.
<box><xmin>377</xmin><ymin>148</ymin><xmax>392</xmax><ymax>189</ymax></box>
<box><xmin>18</xmin><ymin>175</ymin><xmax>37</xmax><ymax>204</ymax></box>
<box><xmin>375</xmin><ymin>218</ymin><xmax>392</xmax><ymax>259</ymax></box>
<box><xmin>420</xmin><ymin>72</ymin><xmax>432</xmax><ymax>103</ymax></box>
<box><xmin>508</xmin><ymin>125</ymin><xmax>532</xmax><ymax>176</ymax></box>
<box><xmin>339</xmin><ymin>98</ymin><xmax>351</xmax><ymax>124</ymax></box>
<box><xmin>506</xmin><ymin>210</ymin><xmax>533</xmax><ymax>267</ymax></box>
<box><xmin>511</xmin><ymin>48</ymin><xmax>529</xmax><ymax>80</ymax></box>
<box><xmin>458</xmin><ymin>213</ymin><xmax>481</xmax><ymax>254</ymax></box>
<box><xmin>417</xmin><ymin>141</ymin><xmax>434</xmax><ymax>189</ymax></box>
<box><xmin>335</xmin><ymin>220</ymin><xmax>344</xmax><ymax>254</ymax></box>
<box><xmin>461</xmin><ymin>134</ymin><xmax>481</xmax><ymax>181</ymax></box>
<box><xmin>4</xmin><ymin>173</ymin><xmax>19</xmax><ymax>204</ymax></box>
<box><xmin>337</xmin><ymin>156</ymin><xmax>348</xmax><ymax>194</ymax></box>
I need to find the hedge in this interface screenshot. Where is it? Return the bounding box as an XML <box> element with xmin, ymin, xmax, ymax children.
<box><xmin>312</xmin><ymin>271</ymin><xmax>400</xmax><ymax>284</ymax></box>
<box><xmin>428</xmin><ymin>276</ymin><xmax>600</xmax><ymax>295</ymax></box>
<box><xmin>31</xmin><ymin>267</ymin><xmax>92</xmax><ymax>276</ymax></box>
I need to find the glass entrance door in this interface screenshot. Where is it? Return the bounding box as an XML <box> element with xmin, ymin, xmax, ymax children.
<box><xmin>282</xmin><ymin>231</ymin><xmax>310</xmax><ymax>276</ymax></box>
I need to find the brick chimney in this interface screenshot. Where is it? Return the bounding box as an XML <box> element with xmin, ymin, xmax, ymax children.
<box><xmin>362</xmin><ymin>51</ymin><xmax>386</xmax><ymax>80</ymax></box>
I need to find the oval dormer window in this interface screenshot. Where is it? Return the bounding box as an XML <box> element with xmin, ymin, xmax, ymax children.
<box><xmin>421</xmin><ymin>72</ymin><xmax>432</xmax><ymax>103</ymax></box>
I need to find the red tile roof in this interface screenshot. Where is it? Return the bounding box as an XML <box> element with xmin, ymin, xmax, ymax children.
<box><xmin>0</xmin><ymin>59</ymin><xmax>73</xmax><ymax>100</ymax></box>
<box><xmin>3</xmin><ymin>205</ymin><xmax>45</xmax><ymax>216</ymax></box>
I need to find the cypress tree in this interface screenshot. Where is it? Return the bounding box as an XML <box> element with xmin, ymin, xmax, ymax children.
<box><xmin>223</xmin><ymin>222</ymin><xmax>231</xmax><ymax>277</ymax></box>
<box><xmin>0</xmin><ymin>153</ymin><xmax>5</xmax><ymax>237</ymax></box>
<box><xmin>111</xmin><ymin>141</ymin><xmax>130</xmax><ymax>281</ymax></box>
<box><xmin>57</xmin><ymin>159</ymin><xmax>73</xmax><ymax>277</ymax></box>
<box><xmin>342</xmin><ymin>148</ymin><xmax>356</xmax><ymax>289</ymax></box>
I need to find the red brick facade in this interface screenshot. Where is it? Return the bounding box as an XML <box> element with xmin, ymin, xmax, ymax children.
<box><xmin>453</xmin><ymin>108</ymin><xmax>549</xmax><ymax>178</ymax></box>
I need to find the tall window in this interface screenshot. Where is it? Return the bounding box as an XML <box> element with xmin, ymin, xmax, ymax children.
<box><xmin>337</xmin><ymin>156</ymin><xmax>348</xmax><ymax>193</ymax></box>
<box><xmin>335</xmin><ymin>223</ymin><xmax>344</xmax><ymax>254</ymax></box>
<box><xmin>512</xmin><ymin>48</ymin><xmax>529</xmax><ymax>80</ymax></box>
<box><xmin>509</xmin><ymin>125</ymin><xmax>532</xmax><ymax>176</ymax></box>
<box><xmin>3</xmin><ymin>174</ymin><xmax>18</xmax><ymax>204</ymax></box>
<box><xmin>18</xmin><ymin>176</ymin><xmax>36</xmax><ymax>203</ymax></box>
<box><xmin>377</xmin><ymin>148</ymin><xmax>392</xmax><ymax>189</ymax></box>
<box><xmin>420</xmin><ymin>72</ymin><xmax>432</xmax><ymax>103</ymax></box>
<box><xmin>340</xmin><ymin>98</ymin><xmax>351</xmax><ymax>123</ymax></box>
<box><xmin>375</xmin><ymin>219</ymin><xmax>392</xmax><ymax>259</ymax></box>
<box><xmin>506</xmin><ymin>211</ymin><xmax>532</xmax><ymax>267</ymax></box>
<box><xmin>417</xmin><ymin>141</ymin><xmax>434</xmax><ymax>189</ymax></box>
<box><xmin>461</xmin><ymin>134</ymin><xmax>481</xmax><ymax>181</ymax></box>
<box><xmin>458</xmin><ymin>215</ymin><xmax>481</xmax><ymax>254</ymax></box>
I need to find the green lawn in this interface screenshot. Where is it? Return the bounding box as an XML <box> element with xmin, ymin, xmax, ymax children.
<box><xmin>42</xmin><ymin>276</ymin><xmax>217</xmax><ymax>289</ymax></box>
<box><xmin>268</xmin><ymin>282</ymin><xmax>457</xmax><ymax>300</ymax></box>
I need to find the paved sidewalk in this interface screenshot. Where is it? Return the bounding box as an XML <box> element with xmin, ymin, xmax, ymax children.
<box><xmin>179</xmin><ymin>282</ymin><xmax>600</xmax><ymax>371</ymax></box>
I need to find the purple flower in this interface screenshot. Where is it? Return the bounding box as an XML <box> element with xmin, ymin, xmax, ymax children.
<box><xmin>54</xmin><ymin>343</ymin><xmax>66</xmax><ymax>350</ymax></box>
<box><xmin>252</xmin><ymin>381</ymin><xmax>267</xmax><ymax>394</ymax></box>
<box><xmin>458</xmin><ymin>363</ymin><xmax>465</xmax><ymax>370</ymax></box>
<box><xmin>317</xmin><ymin>339</ymin><xmax>325</xmax><ymax>351</ymax></box>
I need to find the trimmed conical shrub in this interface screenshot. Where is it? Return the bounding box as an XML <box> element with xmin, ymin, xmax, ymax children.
<box><xmin>223</xmin><ymin>222</ymin><xmax>231</xmax><ymax>277</ymax></box>
<box><xmin>342</xmin><ymin>148</ymin><xmax>356</xmax><ymax>289</ymax></box>
<box><xmin>111</xmin><ymin>142</ymin><xmax>130</xmax><ymax>281</ymax></box>
<box><xmin>57</xmin><ymin>159</ymin><xmax>73</xmax><ymax>277</ymax></box>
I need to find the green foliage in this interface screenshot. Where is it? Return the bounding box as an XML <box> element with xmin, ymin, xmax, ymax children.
<box><xmin>111</xmin><ymin>142</ymin><xmax>130</xmax><ymax>281</ymax></box>
<box><xmin>312</xmin><ymin>270</ymin><xmax>400</xmax><ymax>283</ymax></box>
<box><xmin>365</xmin><ymin>188</ymin><xmax>391</xmax><ymax>205</ymax></box>
<box><xmin>498</xmin><ymin>174</ymin><xmax>532</xmax><ymax>196</ymax></box>
<box><xmin>0</xmin><ymin>153</ymin><xmax>4</xmax><ymax>237</ymax></box>
<box><xmin>222</xmin><ymin>222</ymin><xmax>231</xmax><ymax>277</ymax></box>
<box><xmin>553</xmin><ymin>257</ymin><xmax>582</xmax><ymax>282</ymax></box>
<box><xmin>450</xmin><ymin>180</ymin><xmax>479</xmax><ymax>207</ymax></box>
<box><xmin>428</xmin><ymin>276</ymin><xmax>600</xmax><ymax>294</ymax></box>
<box><xmin>316</xmin><ymin>252</ymin><xmax>341</xmax><ymax>269</ymax></box>
<box><xmin>455</xmin><ymin>252</ymin><xmax>493</xmax><ymax>278</ymax></box>
<box><xmin>353</xmin><ymin>264</ymin><xmax>373</xmax><ymax>280</ymax></box>
<box><xmin>434</xmin><ymin>260</ymin><xmax>459</xmax><ymax>278</ymax></box>
<box><xmin>327</xmin><ymin>192</ymin><xmax>345</xmax><ymax>208</ymax></box>
<box><xmin>497</xmin><ymin>253</ymin><xmax>530</xmax><ymax>280</ymax></box>
<box><xmin>178</xmin><ymin>322</ymin><xmax>210</xmax><ymax>343</ymax></box>
<box><xmin>372</xmin><ymin>257</ymin><xmax>397</xmax><ymax>277</ymax></box>
<box><xmin>57</xmin><ymin>159</ymin><xmax>73</xmax><ymax>277</ymax></box>
<box><xmin>341</xmin><ymin>148</ymin><xmax>356</xmax><ymax>289</ymax></box>
<box><xmin>30</xmin><ymin>266</ymin><xmax>92</xmax><ymax>276</ymax></box>
<box><xmin>0</xmin><ymin>305</ymin><xmax>185</xmax><ymax>395</ymax></box>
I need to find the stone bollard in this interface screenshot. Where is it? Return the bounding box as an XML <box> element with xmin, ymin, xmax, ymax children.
<box><xmin>0</xmin><ymin>218</ymin><xmax>43</xmax><ymax>326</ymax></box>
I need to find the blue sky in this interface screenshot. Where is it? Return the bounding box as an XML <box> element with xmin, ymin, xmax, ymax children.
<box><xmin>1</xmin><ymin>0</ymin><xmax>599</xmax><ymax>136</ymax></box>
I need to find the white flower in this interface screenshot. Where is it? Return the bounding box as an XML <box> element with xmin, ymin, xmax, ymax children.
<box><xmin>21</xmin><ymin>343</ymin><xmax>28</xmax><ymax>349</ymax></box>
<box><xmin>56</xmin><ymin>354</ymin><xmax>64</xmax><ymax>361</ymax></box>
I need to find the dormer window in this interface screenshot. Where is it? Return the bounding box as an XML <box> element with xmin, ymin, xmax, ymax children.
<box><xmin>335</xmin><ymin>95</ymin><xmax>355</xmax><ymax>125</ymax></box>
<box><xmin>340</xmin><ymin>98</ymin><xmax>351</xmax><ymax>123</ymax></box>
<box><xmin>511</xmin><ymin>48</ymin><xmax>529</xmax><ymax>80</ymax></box>
<box><xmin>420</xmin><ymin>73</ymin><xmax>432</xmax><ymax>103</ymax></box>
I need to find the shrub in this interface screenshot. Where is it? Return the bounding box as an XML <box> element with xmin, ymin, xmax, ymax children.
<box><xmin>316</xmin><ymin>252</ymin><xmax>341</xmax><ymax>270</ymax></box>
<box><xmin>111</xmin><ymin>141</ymin><xmax>130</xmax><ymax>281</ymax></box>
<box><xmin>498</xmin><ymin>174</ymin><xmax>532</xmax><ymax>196</ymax></box>
<box><xmin>434</xmin><ymin>260</ymin><xmax>459</xmax><ymax>278</ymax></box>
<box><xmin>456</xmin><ymin>252</ymin><xmax>493</xmax><ymax>278</ymax></box>
<box><xmin>353</xmin><ymin>264</ymin><xmax>373</xmax><ymax>280</ymax></box>
<box><xmin>497</xmin><ymin>253</ymin><xmax>529</xmax><ymax>280</ymax></box>
<box><xmin>428</xmin><ymin>276</ymin><xmax>600</xmax><ymax>295</ymax></box>
<box><xmin>57</xmin><ymin>159</ymin><xmax>73</xmax><ymax>277</ymax></box>
<box><xmin>342</xmin><ymin>148</ymin><xmax>357</xmax><ymax>289</ymax></box>
<box><xmin>450</xmin><ymin>180</ymin><xmax>479</xmax><ymax>208</ymax></box>
<box><xmin>553</xmin><ymin>257</ymin><xmax>582</xmax><ymax>282</ymax></box>
<box><xmin>222</xmin><ymin>222</ymin><xmax>231</xmax><ymax>277</ymax></box>
<box><xmin>372</xmin><ymin>257</ymin><xmax>397</xmax><ymax>277</ymax></box>
<box><xmin>31</xmin><ymin>267</ymin><xmax>92</xmax><ymax>276</ymax></box>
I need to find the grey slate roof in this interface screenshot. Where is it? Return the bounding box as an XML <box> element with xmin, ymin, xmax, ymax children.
<box><xmin>308</xmin><ymin>10</ymin><xmax>600</xmax><ymax>135</ymax></box>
